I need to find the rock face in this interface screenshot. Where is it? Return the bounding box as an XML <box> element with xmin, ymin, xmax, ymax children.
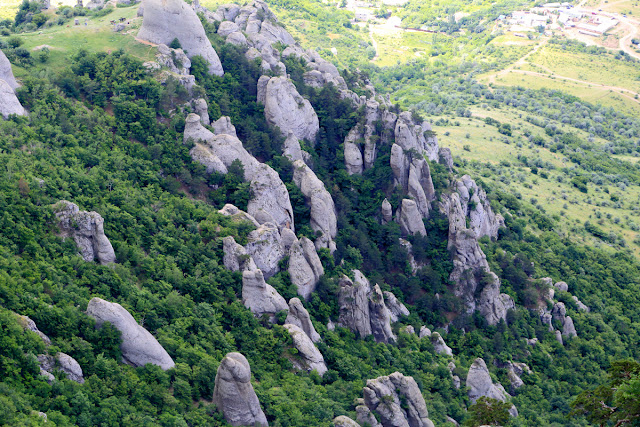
<box><xmin>361</xmin><ymin>372</ymin><xmax>435</xmax><ymax>427</ymax></box>
<box><xmin>283</xmin><ymin>324</ymin><xmax>327</xmax><ymax>375</ymax></box>
<box><xmin>286</xmin><ymin>298</ymin><xmax>321</xmax><ymax>342</ymax></box>
<box><xmin>245</xmin><ymin>222</ymin><xmax>285</xmax><ymax>279</ymax></box>
<box><xmin>212</xmin><ymin>352</ymin><xmax>268</xmax><ymax>427</ymax></box>
<box><xmin>53</xmin><ymin>201</ymin><xmax>116</xmax><ymax>265</ymax></box>
<box><xmin>292</xmin><ymin>160</ymin><xmax>337</xmax><ymax>251</ymax></box>
<box><xmin>0</xmin><ymin>80</ymin><xmax>25</xmax><ymax>119</ymax></box>
<box><xmin>381</xmin><ymin>198</ymin><xmax>393</xmax><ymax>223</ymax></box>
<box><xmin>384</xmin><ymin>291</ymin><xmax>410</xmax><ymax>323</ymax></box>
<box><xmin>262</xmin><ymin>76</ymin><xmax>319</xmax><ymax>142</ymax></box>
<box><xmin>138</xmin><ymin>0</ymin><xmax>224</xmax><ymax>76</ymax></box>
<box><xmin>344</xmin><ymin>127</ymin><xmax>364</xmax><ymax>175</ymax></box>
<box><xmin>338</xmin><ymin>270</ymin><xmax>398</xmax><ymax>343</ymax></box>
<box><xmin>242</xmin><ymin>269</ymin><xmax>288</xmax><ymax>321</ymax></box>
<box><xmin>333</xmin><ymin>416</ymin><xmax>360</xmax><ymax>427</ymax></box>
<box><xmin>184</xmin><ymin>114</ymin><xmax>294</xmax><ymax>231</ymax></box>
<box><xmin>16</xmin><ymin>314</ymin><xmax>51</xmax><ymax>345</ymax></box>
<box><xmin>431</xmin><ymin>332</ymin><xmax>453</xmax><ymax>357</ymax></box>
<box><xmin>223</xmin><ymin>236</ymin><xmax>258</xmax><ymax>272</ymax></box>
<box><xmin>219</xmin><ymin>204</ymin><xmax>260</xmax><ymax>227</ymax></box>
<box><xmin>0</xmin><ymin>49</ymin><xmax>19</xmax><ymax>90</ymax></box>
<box><xmin>440</xmin><ymin>188</ymin><xmax>512</xmax><ymax>325</ymax></box>
<box><xmin>454</xmin><ymin>176</ymin><xmax>504</xmax><ymax>240</ymax></box>
<box><xmin>466</xmin><ymin>358</ymin><xmax>518</xmax><ymax>417</ymax></box>
<box><xmin>38</xmin><ymin>353</ymin><xmax>85</xmax><ymax>384</ymax></box>
<box><xmin>288</xmin><ymin>237</ymin><xmax>324</xmax><ymax>299</ymax></box>
<box><xmin>395</xmin><ymin>112</ymin><xmax>439</xmax><ymax>162</ymax></box>
<box><xmin>86</xmin><ymin>298</ymin><xmax>175</xmax><ymax>370</ymax></box>
<box><xmin>398</xmin><ymin>199</ymin><xmax>427</xmax><ymax>237</ymax></box>
<box><xmin>390</xmin><ymin>148</ymin><xmax>436</xmax><ymax>219</ymax></box>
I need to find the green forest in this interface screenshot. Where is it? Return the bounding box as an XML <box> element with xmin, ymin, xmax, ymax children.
<box><xmin>1</xmin><ymin>0</ymin><xmax>640</xmax><ymax>426</ymax></box>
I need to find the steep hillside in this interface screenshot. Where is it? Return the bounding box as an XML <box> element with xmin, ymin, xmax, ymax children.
<box><xmin>0</xmin><ymin>1</ymin><xmax>639</xmax><ymax>426</ymax></box>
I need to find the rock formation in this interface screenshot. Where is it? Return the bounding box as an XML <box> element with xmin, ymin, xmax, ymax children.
<box><xmin>242</xmin><ymin>269</ymin><xmax>288</xmax><ymax>321</ymax></box>
<box><xmin>292</xmin><ymin>160</ymin><xmax>337</xmax><ymax>251</ymax></box>
<box><xmin>288</xmin><ymin>237</ymin><xmax>324</xmax><ymax>299</ymax></box>
<box><xmin>344</xmin><ymin>127</ymin><xmax>364</xmax><ymax>175</ymax></box>
<box><xmin>212</xmin><ymin>352</ymin><xmax>268</xmax><ymax>427</ymax></box>
<box><xmin>38</xmin><ymin>353</ymin><xmax>84</xmax><ymax>384</ymax></box>
<box><xmin>398</xmin><ymin>199</ymin><xmax>427</xmax><ymax>237</ymax></box>
<box><xmin>245</xmin><ymin>222</ymin><xmax>285</xmax><ymax>279</ymax></box>
<box><xmin>0</xmin><ymin>49</ymin><xmax>25</xmax><ymax>119</ymax></box>
<box><xmin>53</xmin><ymin>201</ymin><xmax>116</xmax><ymax>265</ymax></box>
<box><xmin>333</xmin><ymin>416</ymin><xmax>360</xmax><ymax>427</ymax></box>
<box><xmin>86</xmin><ymin>297</ymin><xmax>175</xmax><ymax>370</ymax></box>
<box><xmin>184</xmin><ymin>114</ymin><xmax>294</xmax><ymax>231</ymax></box>
<box><xmin>137</xmin><ymin>0</ymin><xmax>224</xmax><ymax>76</ymax></box>
<box><xmin>466</xmin><ymin>358</ymin><xmax>518</xmax><ymax>417</ymax></box>
<box><xmin>16</xmin><ymin>314</ymin><xmax>51</xmax><ymax>345</ymax></box>
<box><xmin>261</xmin><ymin>76</ymin><xmax>319</xmax><ymax>142</ymax></box>
<box><xmin>430</xmin><ymin>332</ymin><xmax>453</xmax><ymax>357</ymax></box>
<box><xmin>223</xmin><ymin>236</ymin><xmax>258</xmax><ymax>272</ymax></box>
<box><xmin>384</xmin><ymin>291</ymin><xmax>410</xmax><ymax>322</ymax></box>
<box><xmin>337</xmin><ymin>270</ymin><xmax>399</xmax><ymax>343</ymax></box>
<box><xmin>285</xmin><ymin>298</ymin><xmax>321</xmax><ymax>342</ymax></box>
<box><xmin>283</xmin><ymin>324</ymin><xmax>327</xmax><ymax>375</ymax></box>
<box><xmin>454</xmin><ymin>175</ymin><xmax>504</xmax><ymax>240</ymax></box>
<box><xmin>438</xmin><ymin>147</ymin><xmax>454</xmax><ymax>171</ymax></box>
<box><xmin>218</xmin><ymin>204</ymin><xmax>260</xmax><ymax>227</ymax></box>
<box><xmin>361</xmin><ymin>372</ymin><xmax>435</xmax><ymax>427</ymax></box>
<box><xmin>390</xmin><ymin>148</ymin><xmax>436</xmax><ymax>219</ymax></box>
<box><xmin>381</xmin><ymin>198</ymin><xmax>393</xmax><ymax>224</ymax></box>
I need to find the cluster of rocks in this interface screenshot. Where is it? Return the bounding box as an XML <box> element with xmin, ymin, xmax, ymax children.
<box><xmin>337</xmin><ymin>270</ymin><xmax>409</xmax><ymax>344</ymax></box>
<box><xmin>143</xmin><ymin>44</ymin><xmax>196</xmax><ymax>93</ymax></box>
<box><xmin>466</xmin><ymin>358</ymin><xmax>518</xmax><ymax>417</ymax></box>
<box><xmin>497</xmin><ymin>360</ymin><xmax>532</xmax><ymax>392</ymax></box>
<box><xmin>347</xmin><ymin>372</ymin><xmax>435</xmax><ymax>427</ymax></box>
<box><xmin>87</xmin><ymin>297</ymin><xmax>176</xmax><ymax>370</ymax></box>
<box><xmin>539</xmin><ymin>278</ymin><xmax>581</xmax><ymax>344</ymax></box>
<box><xmin>439</xmin><ymin>177</ymin><xmax>513</xmax><ymax>325</ymax></box>
<box><xmin>53</xmin><ymin>200</ymin><xmax>116</xmax><ymax>265</ymax></box>
<box><xmin>0</xmin><ymin>49</ymin><xmax>26</xmax><ymax>119</ymax></box>
<box><xmin>137</xmin><ymin>0</ymin><xmax>224</xmax><ymax>75</ymax></box>
<box><xmin>16</xmin><ymin>314</ymin><xmax>85</xmax><ymax>384</ymax></box>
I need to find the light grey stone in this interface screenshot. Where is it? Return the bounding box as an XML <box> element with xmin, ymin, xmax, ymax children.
<box><xmin>288</xmin><ymin>237</ymin><xmax>324</xmax><ymax>299</ymax></box>
<box><xmin>286</xmin><ymin>298</ymin><xmax>321</xmax><ymax>342</ymax></box>
<box><xmin>398</xmin><ymin>199</ymin><xmax>427</xmax><ymax>237</ymax></box>
<box><xmin>242</xmin><ymin>269</ymin><xmax>288</xmax><ymax>321</ymax></box>
<box><xmin>383</xmin><ymin>291</ymin><xmax>409</xmax><ymax>323</ymax></box>
<box><xmin>333</xmin><ymin>416</ymin><xmax>360</xmax><ymax>427</ymax></box>
<box><xmin>431</xmin><ymin>332</ymin><xmax>453</xmax><ymax>357</ymax></box>
<box><xmin>211</xmin><ymin>116</ymin><xmax>237</xmax><ymax>137</ymax></box>
<box><xmin>438</xmin><ymin>147</ymin><xmax>453</xmax><ymax>171</ymax></box>
<box><xmin>338</xmin><ymin>271</ymin><xmax>372</xmax><ymax>338</ymax></box>
<box><xmin>138</xmin><ymin>0</ymin><xmax>224</xmax><ymax>76</ymax></box>
<box><xmin>0</xmin><ymin>49</ymin><xmax>19</xmax><ymax>90</ymax></box>
<box><xmin>344</xmin><ymin>127</ymin><xmax>364</xmax><ymax>175</ymax></box>
<box><xmin>223</xmin><ymin>236</ymin><xmax>257</xmax><ymax>272</ymax></box>
<box><xmin>419</xmin><ymin>326</ymin><xmax>432</xmax><ymax>338</ymax></box>
<box><xmin>245</xmin><ymin>222</ymin><xmax>284</xmax><ymax>278</ymax></box>
<box><xmin>16</xmin><ymin>315</ymin><xmax>51</xmax><ymax>345</ymax></box>
<box><xmin>381</xmin><ymin>198</ymin><xmax>393</xmax><ymax>224</ymax></box>
<box><xmin>87</xmin><ymin>297</ymin><xmax>175</xmax><ymax>370</ymax></box>
<box><xmin>283</xmin><ymin>324</ymin><xmax>327</xmax><ymax>375</ymax></box>
<box><xmin>218</xmin><ymin>204</ymin><xmax>260</xmax><ymax>227</ymax></box>
<box><xmin>193</xmin><ymin>98</ymin><xmax>209</xmax><ymax>125</ymax></box>
<box><xmin>369</xmin><ymin>285</ymin><xmax>396</xmax><ymax>344</ymax></box>
<box><xmin>263</xmin><ymin>76</ymin><xmax>319</xmax><ymax>143</ymax></box>
<box><xmin>212</xmin><ymin>352</ymin><xmax>268</xmax><ymax>427</ymax></box>
<box><xmin>554</xmin><ymin>281</ymin><xmax>569</xmax><ymax>292</ymax></box>
<box><xmin>53</xmin><ymin>201</ymin><xmax>116</xmax><ymax>265</ymax></box>
<box><xmin>0</xmin><ymin>79</ymin><xmax>25</xmax><ymax>119</ymax></box>
<box><xmin>466</xmin><ymin>358</ymin><xmax>517</xmax><ymax>417</ymax></box>
<box><xmin>218</xmin><ymin>20</ymin><xmax>239</xmax><ymax>36</ymax></box>
<box><xmin>562</xmin><ymin>316</ymin><xmax>577</xmax><ymax>338</ymax></box>
<box><xmin>226</xmin><ymin>31</ymin><xmax>248</xmax><ymax>46</ymax></box>
<box><xmin>572</xmin><ymin>295</ymin><xmax>589</xmax><ymax>312</ymax></box>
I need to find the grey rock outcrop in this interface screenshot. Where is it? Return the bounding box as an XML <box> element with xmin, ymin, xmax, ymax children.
<box><xmin>431</xmin><ymin>332</ymin><xmax>453</xmax><ymax>357</ymax></box>
<box><xmin>466</xmin><ymin>358</ymin><xmax>517</xmax><ymax>417</ymax></box>
<box><xmin>344</xmin><ymin>127</ymin><xmax>364</xmax><ymax>175</ymax></box>
<box><xmin>242</xmin><ymin>269</ymin><xmax>288</xmax><ymax>321</ymax></box>
<box><xmin>218</xmin><ymin>204</ymin><xmax>260</xmax><ymax>227</ymax></box>
<box><xmin>398</xmin><ymin>199</ymin><xmax>427</xmax><ymax>237</ymax></box>
<box><xmin>282</xmin><ymin>131</ymin><xmax>309</xmax><ymax>163</ymax></box>
<box><xmin>138</xmin><ymin>0</ymin><xmax>224</xmax><ymax>76</ymax></box>
<box><xmin>0</xmin><ymin>79</ymin><xmax>25</xmax><ymax>119</ymax></box>
<box><xmin>554</xmin><ymin>281</ymin><xmax>569</xmax><ymax>292</ymax></box>
<box><xmin>362</xmin><ymin>372</ymin><xmax>435</xmax><ymax>427</ymax></box>
<box><xmin>395</xmin><ymin>112</ymin><xmax>439</xmax><ymax>162</ymax></box>
<box><xmin>288</xmin><ymin>237</ymin><xmax>324</xmax><ymax>299</ymax></box>
<box><xmin>381</xmin><ymin>198</ymin><xmax>393</xmax><ymax>224</ymax></box>
<box><xmin>38</xmin><ymin>353</ymin><xmax>84</xmax><ymax>384</ymax></box>
<box><xmin>283</xmin><ymin>324</ymin><xmax>327</xmax><ymax>375</ymax></box>
<box><xmin>572</xmin><ymin>295</ymin><xmax>589</xmax><ymax>312</ymax></box>
<box><xmin>155</xmin><ymin>44</ymin><xmax>191</xmax><ymax>75</ymax></box>
<box><xmin>384</xmin><ymin>291</ymin><xmax>410</xmax><ymax>322</ymax></box>
<box><xmin>0</xmin><ymin>49</ymin><xmax>19</xmax><ymax>90</ymax></box>
<box><xmin>223</xmin><ymin>236</ymin><xmax>257</xmax><ymax>272</ymax></box>
<box><xmin>286</xmin><ymin>298</ymin><xmax>321</xmax><ymax>342</ymax></box>
<box><xmin>502</xmin><ymin>361</ymin><xmax>531</xmax><ymax>392</ymax></box>
<box><xmin>245</xmin><ymin>222</ymin><xmax>285</xmax><ymax>278</ymax></box>
<box><xmin>292</xmin><ymin>160</ymin><xmax>337</xmax><ymax>251</ymax></box>
<box><xmin>438</xmin><ymin>147</ymin><xmax>453</xmax><ymax>171</ymax></box>
<box><xmin>338</xmin><ymin>270</ymin><xmax>396</xmax><ymax>343</ymax></box>
<box><xmin>184</xmin><ymin>114</ymin><xmax>294</xmax><ymax>231</ymax></box>
<box><xmin>87</xmin><ymin>297</ymin><xmax>175</xmax><ymax>370</ymax></box>
<box><xmin>419</xmin><ymin>326</ymin><xmax>431</xmax><ymax>338</ymax></box>
<box><xmin>16</xmin><ymin>315</ymin><xmax>51</xmax><ymax>345</ymax></box>
<box><xmin>193</xmin><ymin>98</ymin><xmax>209</xmax><ymax>125</ymax></box>
<box><xmin>212</xmin><ymin>116</ymin><xmax>238</xmax><ymax>138</ymax></box>
<box><xmin>454</xmin><ymin>175</ymin><xmax>504</xmax><ymax>240</ymax></box>
<box><xmin>53</xmin><ymin>201</ymin><xmax>116</xmax><ymax>265</ymax></box>
<box><xmin>212</xmin><ymin>352</ymin><xmax>268</xmax><ymax>427</ymax></box>
<box><xmin>390</xmin><ymin>147</ymin><xmax>436</xmax><ymax>219</ymax></box>
<box><xmin>262</xmin><ymin>76</ymin><xmax>319</xmax><ymax>142</ymax></box>
<box><xmin>562</xmin><ymin>316</ymin><xmax>577</xmax><ymax>338</ymax></box>
<box><xmin>333</xmin><ymin>416</ymin><xmax>360</xmax><ymax>427</ymax></box>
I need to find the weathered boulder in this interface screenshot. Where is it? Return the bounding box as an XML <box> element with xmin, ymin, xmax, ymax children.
<box><xmin>223</xmin><ymin>236</ymin><xmax>257</xmax><ymax>272</ymax></box>
<box><xmin>155</xmin><ymin>44</ymin><xmax>191</xmax><ymax>75</ymax></box>
<box><xmin>338</xmin><ymin>271</ymin><xmax>373</xmax><ymax>338</ymax></box>
<box><xmin>455</xmin><ymin>175</ymin><xmax>504</xmax><ymax>240</ymax></box>
<box><xmin>245</xmin><ymin>222</ymin><xmax>285</xmax><ymax>278</ymax></box>
<box><xmin>288</xmin><ymin>237</ymin><xmax>324</xmax><ymax>299</ymax></box>
<box><xmin>292</xmin><ymin>160</ymin><xmax>337</xmax><ymax>251</ymax></box>
<box><xmin>419</xmin><ymin>326</ymin><xmax>431</xmax><ymax>338</ymax></box>
<box><xmin>562</xmin><ymin>316</ymin><xmax>577</xmax><ymax>338</ymax></box>
<box><xmin>398</xmin><ymin>199</ymin><xmax>427</xmax><ymax>237</ymax></box>
<box><xmin>384</xmin><ymin>291</ymin><xmax>410</xmax><ymax>323</ymax></box>
<box><xmin>54</xmin><ymin>201</ymin><xmax>116</xmax><ymax>265</ymax></box>
<box><xmin>394</xmin><ymin>112</ymin><xmax>438</xmax><ymax>162</ymax></box>
<box><xmin>138</xmin><ymin>0</ymin><xmax>224</xmax><ymax>75</ymax></box>
<box><xmin>192</xmin><ymin>99</ymin><xmax>209</xmax><ymax>126</ymax></box>
<box><xmin>466</xmin><ymin>358</ymin><xmax>517</xmax><ymax>417</ymax></box>
<box><xmin>227</xmin><ymin>31</ymin><xmax>249</xmax><ymax>46</ymax></box>
<box><xmin>381</xmin><ymin>198</ymin><xmax>393</xmax><ymax>223</ymax></box>
<box><xmin>212</xmin><ymin>352</ymin><xmax>268</xmax><ymax>427</ymax></box>
<box><xmin>333</xmin><ymin>416</ymin><xmax>360</xmax><ymax>427</ymax></box>
<box><xmin>369</xmin><ymin>285</ymin><xmax>396</xmax><ymax>344</ymax></box>
<box><xmin>438</xmin><ymin>147</ymin><xmax>453</xmax><ymax>171</ymax></box>
<box><xmin>242</xmin><ymin>269</ymin><xmax>288</xmax><ymax>321</ymax></box>
<box><xmin>218</xmin><ymin>204</ymin><xmax>260</xmax><ymax>227</ymax></box>
<box><xmin>0</xmin><ymin>49</ymin><xmax>19</xmax><ymax>90</ymax></box>
<box><xmin>286</xmin><ymin>298</ymin><xmax>321</xmax><ymax>342</ymax></box>
<box><xmin>431</xmin><ymin>332</ymin><xmax>453</xmax><ymax>357</ymax></box>
<box><xmin>16</xmin><ymin>315</ymin><xmax>51</xmax><ymax>345</ymax></box>
<box><xmin>477</xmin><ymin>272</ymin><xmax>515</xmax><ymax>326</ymax></box>
<box><xmin>344</xmin><ymin>127</ymin><xmax>364</xmax><ymax>175</ymax></box>
<box><xmin>554</xmin><ymin>281</ymin><xmax>569</xmax><ymax>292</ymax></box>
<box><xmin>572</xmin><ymin>295</ymin><xmax>589</xmax><ymax>312</ymax></box>
<box><xmin>262</xmin><ymin>76</ymin><xmax>319</xmax><ymax>143</ymax></box>
<box><xmin>283</xmin><ymin>324</ymin><xmax>327</xmax><ymax>375</ymax></box>
<box><xmin>552</xmin><ymin>302</ymin><xmax>567</xmax><ymax>324</ymax></box>
<box><xmin>0</xmin><ymin>79</ymin><xmax>25</xmax><ymax>119</ymax></box>
<box><xmin>362</xmin><ymin>372</ymin><xmax>435</xmax><ymax>427</ymax></box>
<box><xmin>282</xmin><ymin>131</ymin><xmax>308</xmax><ymax>163</ymax></box>
<box><xmin>218</xmin><ymin>20</ymin><xmax>239</xmax><ymax>36</ymax></box>
<box><xmin>38</xmin><ymin>353</ymin><xmax>84</xmax><ymax>384</ymax></box>
<box><xmin>87</xmin><ymin>298</ymin><xmax>175</xmax><ymax>370</ymax></box>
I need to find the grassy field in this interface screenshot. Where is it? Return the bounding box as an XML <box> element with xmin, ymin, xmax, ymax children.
<box><xmin>0</xmin><ymin>0</ymin><xmax>76</xmax><ymax>19</ymax></box>
<box><xmin>435</xmin><ymin>107</ymin><xmax>640</xmax><ymax>257</ymax></box>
